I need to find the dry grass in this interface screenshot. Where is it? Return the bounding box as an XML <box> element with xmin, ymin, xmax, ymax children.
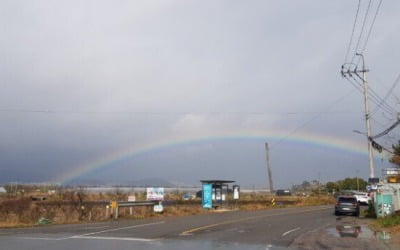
<box><xmin>294</xmin><ymin>196</ymin><xmax>336</xmax><ymax>206</ymax></box>
<box><xmin>0</xmin><ymin>192</ymin><xmax>335</xmax><ymax>228</ymax></box>
<box><xmin>371</xmin><ymin>215</ymin><xmax>400</xmax><ymax>231</ymax></box>
<box><xmin>0</xmin><ymin>221</ymin><xmax>34</xmax><ymax>228</ymax></box>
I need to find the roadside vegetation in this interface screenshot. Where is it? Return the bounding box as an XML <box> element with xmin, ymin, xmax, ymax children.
<box><xmin>0</xmin><ymin>185</ymin><xmax>335</xmax><ymax>228</ymax></box>
<box><xmin>370</xmin><ymin>214</ymin><xmax>400</xmax><ymax>235</ymax></box>
<box><xmin>390</xmin><ymin>141</ymin><xmax>400</xmax><ymax>166</ymax></box>
<box><xmin>376</xmin><ymin>216</ymin><xmax>400</xmax><ymax>228</ymax></box>
<box><xmin>291</xmin><ymin>177</ymin><xmax>368</xmax><ymax>196</ymax></box>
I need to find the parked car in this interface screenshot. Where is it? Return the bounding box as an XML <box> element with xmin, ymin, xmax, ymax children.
<box><xmin>276</xmin><ymin>189</ymin><xmax>291</xmax><ymax>196</ymax></box>
<box><xmin>353</xmin><ymin>192</ymin><xmax>371</xmax><ymax>205</ymax></box>
<box><xmin>335</xmin><ymin>196</ymin><xmax>360</xmax><ymax>216</ymax></box>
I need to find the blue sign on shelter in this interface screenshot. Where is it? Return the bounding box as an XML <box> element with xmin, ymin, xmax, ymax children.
<box><xmin>202</xmin><ymin>184</ymin><xmax>213</xmax><ymax>209</ymax></box>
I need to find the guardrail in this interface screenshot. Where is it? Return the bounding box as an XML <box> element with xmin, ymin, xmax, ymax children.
<box><xmin>117</xmin><ymin>201</ymin><xmax>157</xmax><ymax>207</ymax></box>
<box><xmin>110</xmin><ymin>200</ymin><xmax>161</xmax><ymax>219</ymax></box>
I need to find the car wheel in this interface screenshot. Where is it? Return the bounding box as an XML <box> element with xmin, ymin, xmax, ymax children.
<box><xmin>335</xmin><ymin>211</ymin><xmax>339</xmax><ymax>216</ymax></box>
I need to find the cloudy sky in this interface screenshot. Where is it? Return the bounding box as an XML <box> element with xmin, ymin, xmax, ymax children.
<box><xmin>1</xmin><ymin>0</ymin><xmax>399</xmax><ymax>188</ymax></box>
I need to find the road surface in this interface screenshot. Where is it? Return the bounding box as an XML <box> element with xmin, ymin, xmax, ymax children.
<box><xmin>0</xmin><ymin>205</ymin><xmax>386</xmax><ymax>249</ymax></box>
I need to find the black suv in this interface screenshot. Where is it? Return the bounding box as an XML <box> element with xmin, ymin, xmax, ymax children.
<box><xmin>335</xmin><ymin>196</ymin><xmax>360</xmax><ymax>216</ymax></box>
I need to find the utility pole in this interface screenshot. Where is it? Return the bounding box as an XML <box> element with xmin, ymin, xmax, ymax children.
<box><xmin>265</xmin><ymin>143</ymin><xmax>274</xmax><ymax>193</ymax></box>
<box><xmin>317</xmin><ymin>172</ymin><xmax>321</xmax><ymax>196</ymax></box>
<box><xmin>357</xmin><ymin>53</ymin><xmax>375</xmax><ymax>178</ymax></box>
<box><xmin>342</xmin><ymin>54</ymin><xmax>375</xmax><ymax>178</ymax></box>
<box><xmin>356</xmin><ymin>169</ymin><xmax>360</xmax><ymax>192</ymax></box>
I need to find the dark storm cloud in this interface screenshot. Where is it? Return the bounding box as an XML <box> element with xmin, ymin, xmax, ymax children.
<box><xmin>1</xmin><ymin>0</ymin><xmax>399</xmax><ymax>186</ymax></box>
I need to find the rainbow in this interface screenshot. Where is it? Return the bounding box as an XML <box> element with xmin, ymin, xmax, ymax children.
<box><xmin>55</xmin><ymin>128</ymin><xmax>371</xmax><ymax>184</ymax></box>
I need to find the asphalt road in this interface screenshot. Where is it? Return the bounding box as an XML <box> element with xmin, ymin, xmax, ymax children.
<box><xmin>0</xmin><ymin>205</ymin><xmax>385</xmax><ymax>250</ymax></box>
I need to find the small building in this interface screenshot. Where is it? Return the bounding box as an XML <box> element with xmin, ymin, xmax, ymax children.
<box><xmin>0</xmin><ymin>186</ymin><xmax>7</xmax><ymax>194</ymax></box>
<box><xmin>374</xmin><ymin>168</ymin><xmax>400</xmax><ymax>217</ymax></box>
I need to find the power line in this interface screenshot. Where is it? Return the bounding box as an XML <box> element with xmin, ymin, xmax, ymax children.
<box><xmin>346</xmin><ymin>75</ymin><xmax>394</xmax><ymax>115</ymax></box>
<box><xmin>344</xmin><ymin>0</ymin><xmax>361</xmax><ymax>63</ymax></box>
<box><xmin>344</xmin><ymin>75</ymin><xmax>394</xmax><ymax>115</ymax></box>
<box><xmin>371</xmin><ymin>117</ymin><xmax>391</xmax><ymax>132</ymax></box>
<box><xmin>356</xmin><ymin>0</ymin><xmax>383</xmax><ymax>66</ymax></box>
<box><xmin>343</xmin><ymin>74</ymin><xmax>365</xmax><ymax>95</ymax></box>
<box><xmin>270</xmin><ymin>88</ymin><xmax>357</xmax><ymax>150</ymax></box>
<box><xmin>371</xmin><ymin>119</ymin><xmax>400</xmax><ymax>139</ymax></box>
<box><xmin>350</xmin><ymin>0</ymin><xmax>372</xmax><ymax>65</ymax></box>
<box><xmin>367</xmin><ymin>85</ymin><xmax>396</xmax><ymax>114</ymax></box>
<box><xmin>0</xmin><ymin>108</ymin><xmax>362</xmax><ymax>116</ymax></box>
<box><xmin>371</xmin><ymin>71</ymin><xmax>400</xmax><ymax>116</ymax></box>
<box><xmin>349</xmin><ymin>75</ymin><xmax>396</xmax><ymax>115</ymax></box>
<box><xmin>360</xmin><ymin>0</ymin><xmax>383</xmax><ymax>54</ymax></box>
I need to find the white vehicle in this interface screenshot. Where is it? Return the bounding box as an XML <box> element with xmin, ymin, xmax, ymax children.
<box><xmin>354</xmin><ymin>192</ymin><xmax>371</xmax><ymax>205</ymax></box>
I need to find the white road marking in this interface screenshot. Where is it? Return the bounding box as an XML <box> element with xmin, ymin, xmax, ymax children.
<box><xmin>19</xmin><ymin>221</ymin><xmax>165</xmax><ymax>241</ymax></box>
<box><xmin>75</xmin><ymin>221</ymin><xmax>165</xmax><ymax>237</ymax></box>
<box><xmin>72</xmin><ymin>236</ymin><xmax>155</xmax><ymax>242</ymax></box>
<box><xmin>82</xmin><ymin>226</ymin><xmax>110</xmax><ymax>230</ymax></box>
<box><xmin>282</xmin><ymin>227</ymin><xmax>301</xmax><ymax>237</ymax></box>
<box><xmin>20</xmin><ymin>237</ymin><xmax>71</xmax><ymax>241</ymax></box>
<box><xmin>181</xmin><ymin>206</ymin><xmax>330</xmax><ymax>236</ymax></box>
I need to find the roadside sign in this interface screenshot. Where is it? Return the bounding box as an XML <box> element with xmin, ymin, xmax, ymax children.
<box><xmin>110</xmin><ymin>201</ymin><xmax>117</xmax><ymax>209</ymax></box>
<box><xmin>153</xmin><ymin>204</ymin><xmax>164</xmax><ymax>213</ymax></box>
<box><xmin>202</xmin><ymin>184</ymin><xmax>212</xmax><ymax>209</ymax></box>
<box><xmin>233</xmin><ymin>185</ymin><xmax>240</xmax><ymax>200</ymax></box>
<box><xmin>146</xmin><ymin>187</ymin><xmax>164</xmax><ymax>201</ymax></box>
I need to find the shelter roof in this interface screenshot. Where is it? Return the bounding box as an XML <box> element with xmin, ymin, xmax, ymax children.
<box><xmin>200</xmin><ymin>180</ymin><xmax>235</xmax><ymax>184</ymax></box>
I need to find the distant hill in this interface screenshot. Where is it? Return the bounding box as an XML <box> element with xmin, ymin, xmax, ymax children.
<box><xmin>125</xmin><ymin>178</ymin><xmax>176</xmax><ymax>187</ymax></box>
<box><xmin>63</xmin><ymin>177</ymin><xmax>178</xmax><ymax>187</ymax></box>
<box><xmin>63</xmin><ymin>178</ymin><xmax>108</xmax><ymax>187</ymax></box>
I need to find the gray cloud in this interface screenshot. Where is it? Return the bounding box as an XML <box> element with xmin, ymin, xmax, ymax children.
<box><xmin>1</xmin><ymin>0</ymin><xmax>399</xmax><ymax>187</ymax></box>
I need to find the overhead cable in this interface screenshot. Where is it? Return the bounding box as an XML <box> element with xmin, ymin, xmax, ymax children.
<box><xmin>350</xmin><ymin>75</ymin><xmax>396</xmax><ymax>115</ymax></box>
<box><xmin>361</xmin><ymin>0</ymin><xmax>383</xmax><ymax>53</ymax></box>
<box><xmin>0</xmin><ymin>108</ymin><xmax>361</xmax><ymax>116</ymax></box>
<box><xmin>356</xmin><ymin>0</ymin><xmax>383</xmax><ymax>66</ymax></box>
<box><xmin>344</xmin><ymin>0</ymin><xmax>361</xmax><ymax>63</ymax></box>
<box><xmin>270</xmin><ymin>88</ymin><xmax>356</xmax><ymax>150</ymax></box>
<box><xmin>372</xmin><ymin>71</ymin><xmax>400</xmax><ymax>116</ymax></box>
<box><xmin>350</xmin><ymin>0</ymin><xmax>372</xmax><ymax>65</ymax></box>
<box><xmin>371</xmin><ymin>119</ymin><xmax>400</xmax><ymax>139</ymax></box>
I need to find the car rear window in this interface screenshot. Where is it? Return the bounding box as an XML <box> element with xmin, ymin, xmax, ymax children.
<box><xmin>338</xmin><ymin>197</ymin><xmax>357</xmax><ymax>202</ymax></box>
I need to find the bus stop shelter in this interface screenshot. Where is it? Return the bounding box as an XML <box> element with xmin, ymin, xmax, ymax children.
<box><xmin>200</xmin><ymin>180</ymin><xmax>237</xmax><ymax>209</ymax></box>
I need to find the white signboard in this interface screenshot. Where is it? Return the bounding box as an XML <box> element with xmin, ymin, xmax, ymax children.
<box><xmin>128</xmin><ymin>195</ymin><xmax>136</xmax><ymax>201</ymax></box>
<box><xmin>233</xmin><ymin>185</ymin><xmax>240</xmax><ymax>200</ymax></box>
<box><xmin>153</xmin><ymin>204</ymin><xmax>164</xmax><ymax>213</ymax></box>
<box><xmin>146</xmin><ymin>187</ymin><xmax>164</xmax><ymax>201</ymax></box>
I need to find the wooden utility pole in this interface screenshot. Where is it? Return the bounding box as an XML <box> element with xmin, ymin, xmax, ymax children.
<box><xmin>265</xmin><ymin>143</ymin><xmax>274</xmax><ymax>193</ymax></box>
